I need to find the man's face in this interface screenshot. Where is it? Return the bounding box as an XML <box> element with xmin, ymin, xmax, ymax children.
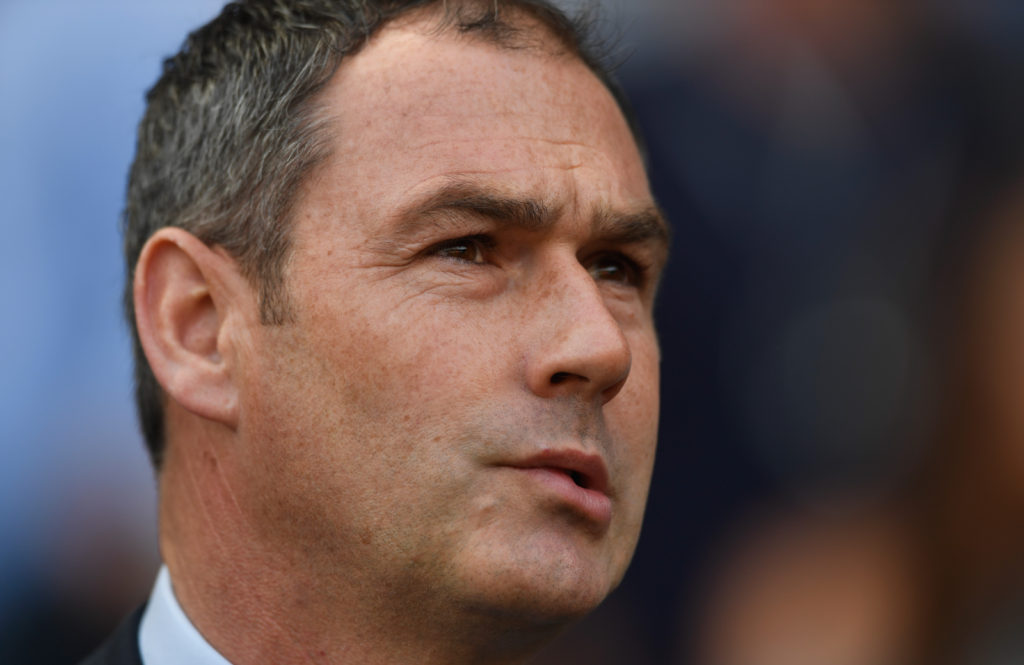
<box><xmin>232</xmin><ymin>20</ymin><xmax>666</xmax><ymax>624</ymax></box>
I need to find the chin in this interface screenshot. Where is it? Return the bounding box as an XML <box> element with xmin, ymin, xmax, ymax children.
<box><xmin>454</xmin><ymin>530</ymin><xmax>623</xmax><ymax>628</ymax></box>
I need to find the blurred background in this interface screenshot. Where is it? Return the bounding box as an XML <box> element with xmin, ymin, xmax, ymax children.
<box><xmin>3</xmin><ymin>0</ymin><xmax>1024</xmax><ymax>663</ymax></box>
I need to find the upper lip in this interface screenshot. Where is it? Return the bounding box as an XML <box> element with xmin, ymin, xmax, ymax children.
<box><xmin>505</xmin><ymin>448</ymin><xmax>611</xmax><ymax>496</ymax></box>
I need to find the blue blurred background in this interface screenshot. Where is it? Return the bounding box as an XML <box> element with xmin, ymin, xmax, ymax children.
<box><xmin>4</xmin><ymin>1</ymin><xmax>1024</xmax><ymax>663</ymax></box>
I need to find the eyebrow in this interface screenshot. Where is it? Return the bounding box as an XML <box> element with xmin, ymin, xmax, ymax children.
<box><xmin>593</xmin><ymin>205</ymin><xmax>671</xmax><ymax>248</ymax></box>
<box><xmin>392</xmin><ymin>180</ymin><xmax>558</xmax><ymax>235</ymax></box>
<box><xmin>390</xmin><ymin>179</ymin><xmax>671</xmax><ymax>249</ymax></box>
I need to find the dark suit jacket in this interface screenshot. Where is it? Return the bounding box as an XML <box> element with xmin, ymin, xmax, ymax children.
<box><xmin>78</xmin><ymin>606</ymin><xmax>145</xmax><ymax>665</ymax></box>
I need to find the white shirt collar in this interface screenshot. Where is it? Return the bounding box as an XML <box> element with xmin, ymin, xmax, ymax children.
<box><xmin>138</xmin><ymin>565</ymin><xmax>234</xmax><ymax>665</ymax></box>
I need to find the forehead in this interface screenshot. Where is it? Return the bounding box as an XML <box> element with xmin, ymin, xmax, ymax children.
<box><xmin>302</xmin><ymin>17</ymin><xmax>651</xmax><ymax>223</ymax></box>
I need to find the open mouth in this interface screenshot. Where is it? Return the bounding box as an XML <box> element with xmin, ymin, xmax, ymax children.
<box><xmin>508</xmin><ymin>463</ymin><xmax>614</xmax><ymax>527</ymax></box>
<box><xmin>506</xmin><ymin>448</ymin><xmax>611</xmax><ymax>497</ymax></box>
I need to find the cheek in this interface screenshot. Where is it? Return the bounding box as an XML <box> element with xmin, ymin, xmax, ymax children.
<box><xmin>599</xmin><ymin>337</ymin><xmax>659</xmax><ymax>583</ymax></box>
<box><xmin>287</xmin><ymin>295</ymin><xmax>511</xmax><ymax>474</ymax></box>
<box><xmin>606</xmin><ymin>331</ymin><xmax>660</xmax><ymax>489</ymax></box>
<box><xmin>236</xmin><ymin>309</ymin><xmax>486</xmax><ymax>541</ymax></box>
<box><xmin>622</xmin><ymin>328</ymin><xmax>661</xmax><ymax>428</ymax></box>
<box><xmin>357</xmin><ymin>307</ymin><xmax>503</xmax><ymax>412</ymax></box>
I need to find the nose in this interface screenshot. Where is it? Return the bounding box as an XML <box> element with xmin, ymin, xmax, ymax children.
<box><xmin>524</xmin><ymin>260</ymin><xmax>632</xmax><ymax>405</ymax></box>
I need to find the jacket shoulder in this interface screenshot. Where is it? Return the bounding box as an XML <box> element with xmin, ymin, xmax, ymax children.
<box><xmin>78</xmin><ymin>605</ymin><xmax>145</xmax><ymax>665</ymax></box>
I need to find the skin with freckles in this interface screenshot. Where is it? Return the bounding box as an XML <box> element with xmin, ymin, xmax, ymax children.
<box><xmin>137</xmin><ymin>13</ymin><xmax>666</xmax><ymax>665</ymax></box>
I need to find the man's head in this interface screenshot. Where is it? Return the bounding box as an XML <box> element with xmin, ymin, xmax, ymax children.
<box><xmin>124</xmin><ymin>0</ymin><xmax>642</xmax><ymax>468</ymax></box>
<box><xmin>128</xmin><ymin>1</ymin><xmax>667</xmax><ymax>661</ymax></box>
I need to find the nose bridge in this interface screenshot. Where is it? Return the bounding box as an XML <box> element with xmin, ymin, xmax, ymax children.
<box><xmin>525</xmin><ymin>255</ymin><xmax>632</xmax><ymax>403</ymax></box>
<box><xmin>545</xmin><ymin>260</ymin><xmax>622</xmax><ymax>342</ymax></box>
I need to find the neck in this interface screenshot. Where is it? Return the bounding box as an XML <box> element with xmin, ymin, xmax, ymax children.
<box><xmin>156</xmin><ymin>421</ymin><xmax>557</xmax><ymax>665</ymax></box>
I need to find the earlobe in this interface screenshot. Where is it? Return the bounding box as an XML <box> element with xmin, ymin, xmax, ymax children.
<box><xmin>134</xmin><ymin>228</ymin><xmax>249</xmax><ymax>429</ymax></box>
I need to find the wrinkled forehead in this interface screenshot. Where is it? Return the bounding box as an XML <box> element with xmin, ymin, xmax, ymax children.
<box><xmin>309</xmin><ymin>17</ymin><xmax>649</xmax><ymax>211</ymax></box>
<box><xmin>357</xmin><ymin>34</ymin><xmax>622</xmax><ymax>139</ymax></box>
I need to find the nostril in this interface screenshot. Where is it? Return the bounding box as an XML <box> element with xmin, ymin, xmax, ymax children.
<box><xmin>550</xmin><ymin>372</ymin><xmax>572</xmax><ymax>385</ymax></box>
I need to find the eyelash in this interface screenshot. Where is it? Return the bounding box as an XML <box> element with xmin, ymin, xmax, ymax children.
<box><xmin>425</xmin><ymin>235</ymin><xmax>648</xmax><ymax>288</ymax></box>
<box><xmin>587</xmin><ymin>252</ymin><xmax>648</xmax><ymax>288</ymax></box>
<box><xmin>426</xmin><ymin>234</ymin><xmax>495</xmax><ymax>264</ymax></box>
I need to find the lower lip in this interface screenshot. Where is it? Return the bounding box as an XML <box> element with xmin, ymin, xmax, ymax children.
<box><xmin>513</xmin><ymin>467</ymin><xmax>613</xmax><ymax>527</ymax></box>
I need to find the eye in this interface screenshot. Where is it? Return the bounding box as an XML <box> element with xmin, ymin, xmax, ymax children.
<box><xmin>427</xmin><ymin>235</ymin><xmax>493</xmax><ymax>264</ymax></box>
<box><xmin>587</xmin><ymin>252</ymin><xmax>642</xmax><ymax>287</ymax></box>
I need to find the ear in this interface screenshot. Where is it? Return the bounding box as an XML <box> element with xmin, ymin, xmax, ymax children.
<box><xmin>133</xmin><ymin>227</ymin><xmax>254</xmax><ymax>429</ymax></box>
